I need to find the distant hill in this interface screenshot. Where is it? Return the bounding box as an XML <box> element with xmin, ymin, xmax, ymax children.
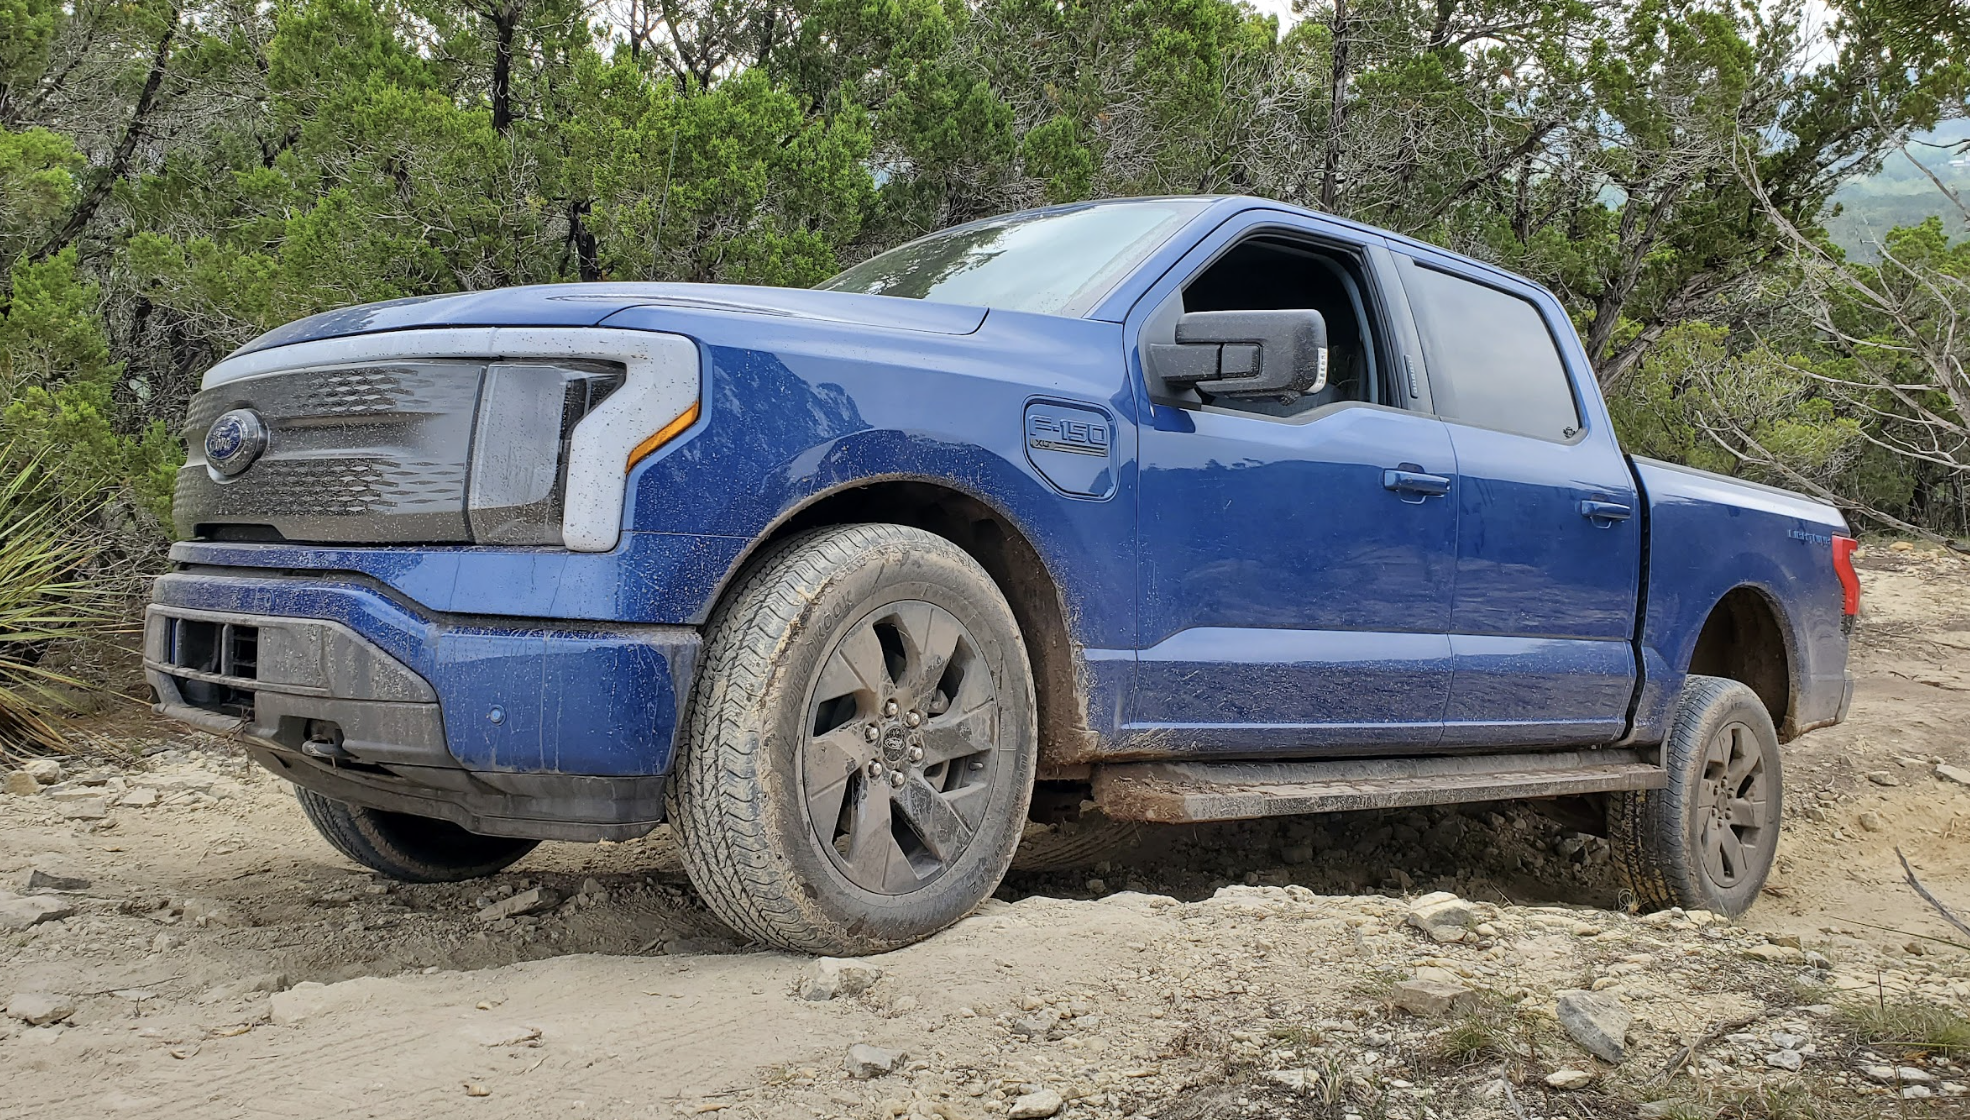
<box><xmin>1826</xmin><ymin>119</ymin><xmax>1970</xmax><ymax>259</ymax></box>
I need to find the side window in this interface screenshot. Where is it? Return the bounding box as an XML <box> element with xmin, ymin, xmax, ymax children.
<box><xmin>1401</xmin><ymin>262</ymin><xmax>1580</xmax><ymax>441</ymax></box>
<box><xmin>1143</xmin><ymin>236</ymin><xmax>1384</xmax><ymax>418</ymax></box>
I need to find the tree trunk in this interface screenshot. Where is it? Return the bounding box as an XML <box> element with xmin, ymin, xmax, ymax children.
<box><xmin>1321</xmin><ymin>0</ymin><xmax>1348</xmax><ymax>213</ymax></box>
<box><xmin>488</xmin><ymin>1</ymin><xmax>519</xmax><ymax>134</ymax></box>
<box><xmin>37</xmin><ymin>9</ymin><xmax>178</xmax><ymax>261</ymax></box>
<box><xmin>569</xmin><ymin>198</ymin><xmax>600</xmax><ymax>281</ymax></box>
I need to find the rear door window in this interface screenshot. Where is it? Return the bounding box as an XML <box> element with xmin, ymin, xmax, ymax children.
<box><xmin>1400</xmin><ymin>261</ymin><xmax>1581</xmax><ymax>442</ymax></box>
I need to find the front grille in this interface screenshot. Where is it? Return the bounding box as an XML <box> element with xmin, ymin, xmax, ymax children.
<box><xmin>174</xmin><ymin>360</ymin><xmax>486</xmax><ymax>543</ymax></box>
<box><xmin>173</xmin><ymin>356</ymin><xmax>625</xmax><ymax>546</ymax></box>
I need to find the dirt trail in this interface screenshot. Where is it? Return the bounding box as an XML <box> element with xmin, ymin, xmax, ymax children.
<box><xmin>6</xmin><ymin>548</ymin><xmax>1970</xmax><ymax>1119</ymax></box>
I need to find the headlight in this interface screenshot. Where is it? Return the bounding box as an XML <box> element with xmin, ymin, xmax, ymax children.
<box><xmin>468</xmin><ymin>360</ymin><xmax>626</xmax><ymax>545</ymax></box>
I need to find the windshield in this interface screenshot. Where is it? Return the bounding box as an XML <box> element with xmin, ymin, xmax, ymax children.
<box><xmin>818</xmin><ymin>199</ymin><xmax>1208</xmax><ymax>317</ymax></box>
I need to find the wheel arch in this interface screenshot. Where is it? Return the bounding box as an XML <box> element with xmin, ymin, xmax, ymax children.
<box><xmin>1684</xmin><ymin>584</ymin><xmax>1800</xmax><ymax>739</ymax></box>
<box><xmin>701</xmin><ymin>476</ymin><xmax>1098</xmax><ymax>775</ymax></box>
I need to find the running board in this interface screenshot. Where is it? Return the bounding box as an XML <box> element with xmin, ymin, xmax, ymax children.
<box><xmin>1091</xmin><ymin>749</ymin><xmax>1666</xmax><ymax>824</ymax></box>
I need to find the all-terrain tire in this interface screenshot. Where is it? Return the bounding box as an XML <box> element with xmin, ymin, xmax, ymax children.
<box><xmin>667</xmin><ymin>524</ymin><xmax>1038</xmax><ymax>955</ymax></box>
<box><xmin>1609</xmin><ymin>674</ymin><xmax>1783</xmax><ymax>917</ymax></box>
<box><xmin>294</xmin><ymin>787</ymin><xmax>539</xmax><ymax>882</ymax></box>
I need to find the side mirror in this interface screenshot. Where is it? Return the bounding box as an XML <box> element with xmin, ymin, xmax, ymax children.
<box><xmin>1148</xmin><ymin>309</ymin><xmax>1329</xmax><ymax>401</ymax></box>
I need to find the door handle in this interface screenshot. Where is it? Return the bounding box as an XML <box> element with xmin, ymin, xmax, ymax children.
<box><xmin>1578</xmin><ymin>499</ymin><xmax>1633</xmax><ymax>522</ymax></box>
<box><xmin>1383</xmin><ymin>469</ymin><xmax>1451</xmax><ymax>497</ymax></box>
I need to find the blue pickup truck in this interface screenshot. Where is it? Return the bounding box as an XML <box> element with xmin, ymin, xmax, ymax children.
<box><xmin>147</xmin><ymin>196</ymin><xmax>1857</xmax><ymax>953</ymax></box>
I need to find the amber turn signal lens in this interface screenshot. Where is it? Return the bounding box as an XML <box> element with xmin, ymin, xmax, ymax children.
<box><xmin>626</xmin><ymin>402</ymin><xmax>701</xmax><ymax>470</ymax></box>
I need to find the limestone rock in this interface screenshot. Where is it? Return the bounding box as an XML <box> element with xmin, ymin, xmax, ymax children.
<box><xmin>1393</xmin><ymin>978</ymin><xmax>1476</xmax><ymax>1017</ymax></box>
<box><xmin>1403</xmin><ymin>892</ymin><xmax>1476</xmax><ymax>942</ymax></box>
<box><xmin>2</xmin><ymin>771</ymin><xmax>36</xmax><ymax>796</ymax></box>
<box><xmin>476</xmin><ymin>887</ymin><xmax>560</xmax><ymax>921</ymax></box>
<box><xmin>21</xmin><ymin>759</ymin><xmax>61</xmax><ymax>784</ymax></box>
<box><xmin>1937</xmin><ymin>764</ymin><xmax>1970</xmax><ymax>786</ymax></box>
<box><xmin>22</xmin><ymin>868</ymin><xmax>90</xmax><ymax>892</ymax></box>
<box><xmin>800</xmin><ymin>957</ymin><xmax>883</xmax><ymax>1001</ymax></box>
<box><xmin>1765</xmin><ymin>1049</ymin><xmax>1804</xmax><ymax>1071</ymax></box>
<box><xmin>270</xmin><ymin>981</ymin><xmax>337</xmax><ymax>1026</ymax></box>
<box><xmin>845</xmin><ymin>1043</ymin><xmax>903</xmax><ymax>1079</ymax></box>
<box><xmin>1556</xmin><ymin>989</ymin><xmax>1631</xmax><ymax>1063</ymax></box>
<box><xmin>1545</xmin><ymin>1069</ymin><xmax>1593</xmax><ymax>1090</ymax></box>
<box><xmin>58</xmin><ymin>797</ymin><xmax>108</xmax><ymax>820</ymax></box>
<box><xmin>1008</xmin><ymin>1089</ymin><xmax>1064</xmax><ymax>1118</ymax></box>
<box><xmin>6</xmin><ymin>991</ymin><xmax>77</xmax><ymax>1025</ymax></box>
<box><xmin>0</xmin><ymin>895</ymin><xmax>76</xmax><ymax>931</ymax></box>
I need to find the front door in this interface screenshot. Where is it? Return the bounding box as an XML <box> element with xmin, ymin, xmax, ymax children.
<box><xmin>1126</xmin><ymin>216</ymin><xmax>1460</xmax><ymax>753</ymax></box>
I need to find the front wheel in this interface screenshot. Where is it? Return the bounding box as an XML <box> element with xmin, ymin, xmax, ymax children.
<box><xmin>668</xmin><ymin>524</ymin><xmax>1038</xmax><ymax>955</ymax></box>
<box><xmin>294</xmin><ymin>787</ymin><xmax>539</xmax><ymax>882</ymax></box>
<box><xmin>1610</xmin><ymin>675</ymin><xmax>1783</xmax><ymax>917</ymax></box>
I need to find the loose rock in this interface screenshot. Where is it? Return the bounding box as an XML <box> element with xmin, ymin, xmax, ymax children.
<box><xmin>21</xmin><ymin>868</ymin><xmax>90</xmax><ymax>892</ymax></box>
<box><xmin>845</xmin><ymin>1043</ymin><xmax>903</xmax><ymax>1078</ymax></box>
<box><xmin>1403</xmin><ymin>891</ymin><xmax>1476</xmax><ymax>942</ymax></box>
<box><xmin>2</xmin><ymin>771</ymin><xmax>36</xmax><ymax>797</ymax></box>
<box><xmin>1545</xmin><ymin>1069</ymin><xmax>1593</xmax><ymax>1090</ymax></box>
<box><xmin>21</xmin><ymin>759</ymin><xmax>61</xmax><ymax>784</ymax></box>
<box><xmin>1393</xmin><ymin>978</ymin><xmax>1476</xmax><ymax>1017</ymax></box>
<box><xmin>1937</xmin><ymin>763</ymin><xmax>1970</xmax><ymax>786</ymax></box>
<box><xmin>1765</xmin><ymin>1050</ymin><xmax>1804</xmax><ymax>1071</ymax></box>
<box><xmin>1556</xmin><ymin>989</ymin><xmax>1632</xmax><ymax>1063</ymax></box>
<box><xmin>800</xmin><ymin>957</ymin><xmax>883</xmax><ymax>1001</ymax></box>
<box><xmin>0</xmin><ymin>895</ymin><xmax>76</xmax><ymax>931</ymax></box>
<box><xmin>58</xmin><ymin>797</ymin><xmax>108</xmax><ymax>820</ymax></box>
<box><xmin>6</xmin><ymin>991</ymin><xmax>78</xmax><ymax>1026</ymax></box>
<box><xmin>475</xmin><ymin>887</ymin><xmax>560</xmax><ymax>921</ymax></box>
<box><xmin>1007</xmin><ymin>1089</ymin><xmax>1064</xmax><ymax>1118</ymax></box>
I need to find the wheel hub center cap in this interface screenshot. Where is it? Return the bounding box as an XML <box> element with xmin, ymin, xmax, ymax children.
<box><xmin>880</xmin><ymin>725</ymin><xmax>909</xmax><ymax>765</ymax></box>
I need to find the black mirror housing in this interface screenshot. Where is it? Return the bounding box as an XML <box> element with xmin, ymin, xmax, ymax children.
<box><xmin>1149</xmin><ymin>309</ymin><xmax>1330</xmax><ymax>400</ymax></box>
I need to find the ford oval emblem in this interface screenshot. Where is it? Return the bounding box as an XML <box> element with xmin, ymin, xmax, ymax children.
<box><xmin>205</xmin><ymin>409</ymin><xmax>268</xmax><ymax>477</ymax></box>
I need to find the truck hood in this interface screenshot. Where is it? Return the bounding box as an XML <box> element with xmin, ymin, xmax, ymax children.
<box><xmin>233</xmin><ymin>283</ymin><xmax>988</xmax><ymax>358</ymax></box>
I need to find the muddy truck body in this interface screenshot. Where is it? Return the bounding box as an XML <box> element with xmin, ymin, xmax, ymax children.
<box><xmin>148</xmin><ymin>197</ymin><xmax>1857</xmax><ymax>953</ymax></box>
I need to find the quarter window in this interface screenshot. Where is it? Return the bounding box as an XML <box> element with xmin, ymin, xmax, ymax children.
<box><xmin>1403</xmin><ymin>263</ymin><xmax>1580</xmax><ymax>441</ymax></box>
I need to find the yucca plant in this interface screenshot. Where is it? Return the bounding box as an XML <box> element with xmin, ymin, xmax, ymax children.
<box><xmin>0</xmin><ymin>446</ymin><xmax>118</xmax><ymax>765</ymax></box>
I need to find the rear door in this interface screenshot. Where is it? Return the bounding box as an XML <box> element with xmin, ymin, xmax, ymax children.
<box><xmin>1124</xmin><ymin>211</ymin><xmax>1458</xmax><ymax>753</ymax></box>
<box><xmin>1393</xmin><ymin>253</ymin><xmax>1641</xmax><ymax>747</ymax></box>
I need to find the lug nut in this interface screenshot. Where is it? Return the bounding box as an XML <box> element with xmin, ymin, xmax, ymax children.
<box><xmin>888</xmin><ymin>770</ymin><xmax>906</xmax><ymax>789</ymax></box>
<box><xmin>864</xmin><ymin>724</ymin><xmax>880</xmax><ymax>742</ymax></box>
<box><xmin>907</xmin><ymin>745</ymin><xmax>924</xmax><ymax>763</ymax></box>
<box><xmin>866</xmin><ymin>760</ymin><xmax>884</xmax><ymax>779</ymax></box>
<box><xmin>905</xmin><ymin>710</ymin><xmax>923</xmax><ymax>727</ymax></box>
<box><xmin>883</xmin><ymin>699</ymin><xmax>900</xmax><ymax>718</ymax></box>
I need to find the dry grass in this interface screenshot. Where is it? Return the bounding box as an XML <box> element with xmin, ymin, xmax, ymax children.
<box><xmin>1838</xmin><ymin>995</ymin><xmax>1970</xmax><ymax>1054</ymax></box>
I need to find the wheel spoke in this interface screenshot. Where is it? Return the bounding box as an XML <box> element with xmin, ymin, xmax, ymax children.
<box><xmin>920</xmin><ymin>702</ymin><xmax>995</xmax><ymax>766</ymax></box>
<box><xmin>942</xmin><ymin>781</ymin><xmax>993</xmax><ymax>829</ymax></box>
<box><xmin>1725</xmin><ymin>728</ymin><xmax>1760</xmax><ymax>786</ymax></box>
<box><xmin>1726</xmin><ymin>795</ymin><xmax>1764</xmax><ymax>824</ymax></box>
<box><xmin>888</xmin><ymin>602</ymin><xmax>962</xmax><ymax>700</ymax></box>
<box><xmin>1717</xmin><ymin>825</ymin><xmax>1750</xmax><ymax>880</ymax></box>
<box><xmin>1700</xmin><ymin>818</ymin><xmax>1731</xmax><ymax>883</ymax></box>
<box><xmin>893</xmin><ymin>773</ymin><xmax>976</xmax><ymax>863</ymax></box>
<box><xmin>817</xmin><ymin>622</ymin><xmax>889</xmax><ymax>703</ymax></box>
<box><xmin>843</xmin><ymin>782</ymin><xmax>899</xmax><ymax>881</ymax></box>
<box><xmin>803</xmin><ymin>726</ymin><xmax>864</xmax><ymax>825</ymax></box>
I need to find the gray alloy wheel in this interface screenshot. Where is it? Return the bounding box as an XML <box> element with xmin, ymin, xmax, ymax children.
<box><xmin>803</xmin><ymin>600</ymin><xmax>1005</xmax><ymax>894</ymax></box>
<box><xmin>1610</xmin><ymin>674</ymin><xmax>1783</xmax><ymax>917</ymax></box>
<box><xmin>668</xmin><ymin>523</ymin><xmax>1037</xmax><ymax>955</ymax></box>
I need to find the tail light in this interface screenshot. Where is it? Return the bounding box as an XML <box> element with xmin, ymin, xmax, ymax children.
<box><xmin>1832</xmin><ymin>535</ymin><xmax>1860</xmax><ymax>616</ymax></box>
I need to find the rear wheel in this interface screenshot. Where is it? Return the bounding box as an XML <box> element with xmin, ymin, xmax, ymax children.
<box><xmin>1610</xmin><ymin>674</ymin><xmax>1782</xmax><ymax>917</ymax></box>
<box><xmin>294</xmin><ymin>787</ymin><xmax>538</xmax><ymax>882</ymax></box>
<box><xmin>669</xmin><ymin>524</ymin><xmax>1037</xmax><ymax>955</ymax></box>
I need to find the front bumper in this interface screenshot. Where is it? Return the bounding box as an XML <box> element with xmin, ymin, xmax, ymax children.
<box><xmin>146</xmin><ymin>570</ymin><xmax>701</xmax><ymax>841</ymax></box>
